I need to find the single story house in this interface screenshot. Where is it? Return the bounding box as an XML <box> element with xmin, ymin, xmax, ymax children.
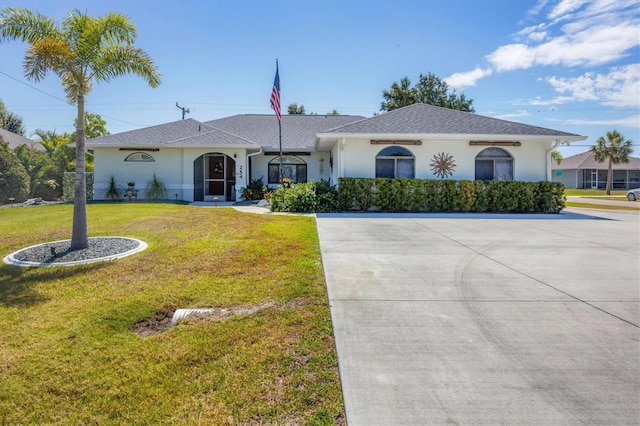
<box><xmin>87</xmin><ymin>103</ymin><xmax>586</xmax><ymax>202</ymax></box>
<box><xmin>0</xmin><ymin>128</ymin><xmax>43</xmax><ymax>151</ymax></box>
<box><xmin>552</xmin><ymin>151</ymin><xmax>640</xmax><ymax>190</ymax></box>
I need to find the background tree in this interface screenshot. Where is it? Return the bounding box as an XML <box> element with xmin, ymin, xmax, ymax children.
<box><xmin>33</xmin><ymin>129</ymin><xmax>78</xmax><ymax>195</ymax></box>
<box><xmin>14</xmin><ymin>143</ymin><xmax>57</xmax><ymax>198</ymax></box>
<box><xmin>1</xmin><ymin>7</ymin><xmax>160</xmax><ymax>249</ymax></box>
<box><xmin>288</xmin><ymin>103</ymin><xmax>305</xmax><ymax>115</ymax></box>
<box><xmin>590</xmin><ymin>130</ymin><xmax>633</xmax><ymax>195</ymax></box>
<box><xmin>76</xmin><ymin>112</ymin><xmax>109</xmax><ymax>139</ymax></box>
<box><xmin>551</xmin><ymin>150</ymin><xmax>562</xmax><ymax>165</ymax></box>
<box><xmin>0</xmin><ymin>138</ymin><xmax>30</xmax><ymax>203</ymax></box>
<box><xmin>0</xmin><ymin>98</ymin><xmax>26</xmax><ymax>135</ymax></box>
<box><xmin>380</xmin><ymin>77</ymin><xmax>417</xmax><ymax>111</ymax></box>
<box><xmin>381</xmin><ymin>72</ymin><xmax>475</xmax><ymax>112</ymax></box>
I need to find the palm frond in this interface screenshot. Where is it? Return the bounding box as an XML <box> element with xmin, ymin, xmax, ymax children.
<box><xmin>92</xmin><ymin>45</ymin><xmax>161</xmax><ymax>88</ymax></box>
<box><xmin>62</xmin><ymin>72</ymin><xmax>91</xmax><ymax>104</ymax></box>
<box><xmin>23</xmin><ymin>38</ymin><xmax>73</xmax><ymax>82</ymax></box>
<box><xmin>0</xmin><ymin>7</ymin><xmax>59</xmax><ymax>43</ymax></box>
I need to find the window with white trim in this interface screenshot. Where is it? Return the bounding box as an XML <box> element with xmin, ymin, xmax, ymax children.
<box><xmin>268</xmin><ymin>155</ymin><xmax>307</xmax><ymax>183</ymax></box>
<box><xmin>475</xmin><ymin>147</ymin><xmax>513</xmax><ymax>180</ymax></box>
<box><xmin>375</xmin><ymin>146</ymin><xmax>415</xmax><ymax>178</ymax></box>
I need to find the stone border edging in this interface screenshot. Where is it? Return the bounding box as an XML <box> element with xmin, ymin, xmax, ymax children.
<box><xmin>3</xmin><ymin>237</ymin><xmax>148</xmax><ymax>267</ymax></box>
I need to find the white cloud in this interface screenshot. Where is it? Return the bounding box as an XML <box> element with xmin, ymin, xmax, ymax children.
<box><xmin>493</xmin><ymin>110</ymin><xmax>533</xmax><ymax>120</ymax></box>
<box><xmin>548</xmin><ymin>0</ymin><xmax>590</xmax><ymax>22</ymax></box>
<box><xmin>451</xmin><ymin>0</ymin><xmax>640</xmax><ymax>90</ymax></box>
<box><xmin>544</xmin><ymin>64</ymin><xmax>640</xmax><ymax>108</ymax></box>
<box><xmin>563</xmin><ymin>114</ymin><xmax>640</xmax><ymax>128</ymax></box>
<box><xmin>445</xmin><ymin>68</ymin><xmax>493</xmax><ymax>89</ymax></box>
<box><xmin>487</xmin><ymin>19</ymin><xmax>639</xmax><ymax>71</ymax></box>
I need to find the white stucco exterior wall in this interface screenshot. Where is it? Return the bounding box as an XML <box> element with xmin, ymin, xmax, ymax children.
<box><xmin>337</xmin><ymin>138</ymin><xmax>550</xmax><ymax>181</ymax></box>
<box><xmin>93</xmin><ymin>148</ymin><xmax>249</xmax><ymax>202</ymax></box>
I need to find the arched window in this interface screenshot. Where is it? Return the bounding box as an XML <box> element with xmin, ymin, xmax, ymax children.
<box><xmin>124</xmin><ymin>152</ymin><xmax>155</xmax><ymax>162</ymax></box>
<box><xmin>375</xmin><ymin>146</ymin><xmax>415</xmax><ymax>178</ymax></box>
<box><xmin>475</xmin><ymin>147</ymin><xmax>513</xmax><ymax>180</ymax></box>
<box><xmin>268</xmin><ymin>155</ymin><xmax>307</xmax><ymax>184</ymax></box>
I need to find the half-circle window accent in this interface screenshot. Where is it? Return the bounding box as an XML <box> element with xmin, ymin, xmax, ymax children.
<box><xmin>125</xmin><ymin>152</ymin><xmax>155</xmax><ymax>162</ymax></box>
<box><xmin>475</xmin><ymin>147</ymin><xmax>513</xmax><ymax>180</ymax></box>
<box><xmin>376</xmin><ymin>146</ymin><xmax>415</xmax><ymax>178</ymax></box>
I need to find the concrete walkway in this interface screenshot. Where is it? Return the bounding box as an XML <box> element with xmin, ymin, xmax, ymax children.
<box><xmin>316</xmin><ymin>209</ymin><xmax>639</xmax><ymax>425</ymax></box>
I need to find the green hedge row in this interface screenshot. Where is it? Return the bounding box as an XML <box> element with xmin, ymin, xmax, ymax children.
<box><xmin>337</xmin><ymin>178</ymin><xmax>565</xmax><ymax>213</ymax></box>
<box><xmin>63</xmin><ymin>172</ymin><xmax>93</xmax><ymax>201</ymax></box>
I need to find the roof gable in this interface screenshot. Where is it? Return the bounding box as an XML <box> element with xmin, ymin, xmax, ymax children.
<box><xmin>324</xmin><ymin>103</ymin><xmax>583</xmax><ymax>138</ymax></box>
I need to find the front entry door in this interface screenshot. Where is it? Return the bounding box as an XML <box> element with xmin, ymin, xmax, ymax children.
<box><xmin>202</xmin><ymin>154</ymin><xmax>235</xmax><ymax>201</ymax></box>
<box><xmin>205</xmin><ymin>154</ymin><xmax>225</xmax><ymax>200</ymax></box>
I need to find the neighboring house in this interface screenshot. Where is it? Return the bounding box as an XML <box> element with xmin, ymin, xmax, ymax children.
<box><xmin>0</xmin><ymin>128</ymin><xmax>43</xmax><ymax>151</ymax></box>
<box><xmin>87</xmin><ymin>103</ymin><xmax>586</xmax><ymax>202</ymax></box>
<box><xmin>552</xmin><ymin>151</ymin><xmax>640</xmax><ymax>190</ymax></box>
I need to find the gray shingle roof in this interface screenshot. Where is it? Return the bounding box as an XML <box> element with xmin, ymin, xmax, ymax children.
<box><xmin>553</xmin><ymin>151</ymin><xmax>640</xmax><ymax>170</ymax></box>
<box><xmin>205</xmin><ymin>114</ymin><xmax>365</xmax><ymax>150</ymax></box>
<box><xmin>86</xmin><ymin>118</ymin><xmax>257</xmax><ymax>148</ymax></box>
<box><xmin>324</xmin><ymin>103</ymin><xmax>583</xmax><ymax>138</ymax></box>
<box><xmin>0</xmin><ymin>128</ymin><xmax>43</xmax><ymax>151</ymax></box>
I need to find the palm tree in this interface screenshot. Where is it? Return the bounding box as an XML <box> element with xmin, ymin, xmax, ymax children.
<box><xmin>590</xmin><ymin>130</ymin><xmax>633</xmax><ymax>195</ymax></box>
<box><xmin>0</xmin><ymin>7</ymin><xmax>160</xmax><ymax>249</ymax></box>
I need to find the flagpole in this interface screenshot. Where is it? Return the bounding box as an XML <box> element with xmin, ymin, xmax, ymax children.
<box><xmin>270</xmin><ymin>58</ymin><xmax>284</xmax><ymax>183</ymax></box>
<box><xmin>276</xmin><ymin>59</ymin><xmax>283</xmax><ymax>182</ymax></box>
<box><xmin>278</xmin><ymin>118</ymin><xmax>283</xmax><ymax>182</ymax></box>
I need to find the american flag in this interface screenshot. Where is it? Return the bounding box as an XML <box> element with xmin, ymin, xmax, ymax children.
<box><xmin>270</xmin><ymin>62</ymin><xmax>281</xmax><ymax>121</ymax></box>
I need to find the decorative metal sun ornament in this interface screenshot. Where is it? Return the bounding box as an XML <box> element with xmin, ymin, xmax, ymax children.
<box><xmin>430</xmin><ymin>152</ymin><xmax>457</xmax><ymax>178</ymax></box>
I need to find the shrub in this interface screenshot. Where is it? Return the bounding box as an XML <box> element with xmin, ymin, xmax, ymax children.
<box><xmin>270</xmin><ymin>181</ymin><xmax>316</xmax><ymax>212</ymax></box>
<box><xmin>315</xmin><ymin>179</ymin><xmax>339</xmax><ymax>212</ymax></box>
<box><xmin>105</xmin><ymin>174</ymin><xmax>121</xmax><ymax>200</ymax></box>
<box><xmin>241</xmin><ymin>177</ymin><xmax>267</xmax><ymax>200</ymax></box>
<box><xmin>0</xmin><ymin>140</ymin><xmax>29</xmax><ymax>203</ymax></box>
<box><xmin>146</xmin><ymin>173</ymin><xmax>167</xmax><ymax>200</ymax></box>
<box><xmin>270</xmin><ymin>180</ymin><xmax>339</xmax><ymax>213</ymax></box>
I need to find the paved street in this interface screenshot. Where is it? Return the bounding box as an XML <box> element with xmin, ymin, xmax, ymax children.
<box><xmin>316</xmin><ymin>209</ymin><xmax>639</xmax><ymax>425</ymax></box>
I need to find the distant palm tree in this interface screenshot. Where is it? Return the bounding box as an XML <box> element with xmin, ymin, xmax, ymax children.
<box><xmin>590</xmin><ymin>130</ymin><xmax>633</xmax><ymax>195</ymax></box>
<box><xmin>0</xmin><ymin>7</ymin><xmax>160</xmax><ymax>249</ymax></box>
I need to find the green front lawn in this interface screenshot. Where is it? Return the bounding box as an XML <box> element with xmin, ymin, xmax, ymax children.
<box><xmin>0</xmin><ymin>204</ymin><xmax>344</xmax><ymax>424</ymax></box>
<box><xmin>564</xmin><ymin>188</ymin><xmax>628</xmax><ymax>197</ymax></box>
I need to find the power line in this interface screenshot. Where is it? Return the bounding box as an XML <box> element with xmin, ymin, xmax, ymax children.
<box><xmin>1</xmin><ymin>70</ymin><xmax>151</xmax><ymax>128</ymax></box>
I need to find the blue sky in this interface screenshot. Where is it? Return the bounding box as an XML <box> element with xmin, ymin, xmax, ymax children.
<box><xmin>1</xmin><ymin>0</ymin><xmax>638</xmax><ymax>157</ymax></box>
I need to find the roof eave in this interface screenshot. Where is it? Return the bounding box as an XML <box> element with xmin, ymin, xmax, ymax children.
<box><xmin>316</xmin><ymin>133</ymin><xmax>587</xmax><ymax>142</ymax></box>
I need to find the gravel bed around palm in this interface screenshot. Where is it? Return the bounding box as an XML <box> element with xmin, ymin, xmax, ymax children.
<box><xmin>6</xmin><ymin>237</ymin><xmax>144</xmax><ymax>265</ymax></box>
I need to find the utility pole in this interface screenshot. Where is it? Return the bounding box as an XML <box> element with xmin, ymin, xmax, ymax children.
<box><xmin>176</xmin><ymin>102</ymin><xmax>190</xmax><ymax>120</ymax></box>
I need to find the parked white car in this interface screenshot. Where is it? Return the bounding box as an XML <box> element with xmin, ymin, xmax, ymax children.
<box><xmin>626</xmin><ymin>188</ymin><xmax>640</xmax><ymax>201</ymax></box>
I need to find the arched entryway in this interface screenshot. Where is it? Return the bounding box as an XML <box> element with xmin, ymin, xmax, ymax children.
<box><xmin>193</xmin><ymin>153</ymin><xmax>236</xmax><ymax>202</ymax></box>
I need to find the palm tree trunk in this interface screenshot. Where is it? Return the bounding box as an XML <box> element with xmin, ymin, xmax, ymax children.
<box><xmin>70</xmin><ymin>93</ymin><xmax>89</xmax><ymax>250</ymax></box>
<box><xmin>606</xmin><ymin>158</ymin><xmax>613</xmax><ymax>195</ymax></box>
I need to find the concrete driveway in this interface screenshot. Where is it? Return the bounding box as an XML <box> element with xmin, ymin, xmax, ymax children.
<box><xmin>316</xmin><ymin>209</ymin><xmax>639</xmax><ymax>425</ymax></box>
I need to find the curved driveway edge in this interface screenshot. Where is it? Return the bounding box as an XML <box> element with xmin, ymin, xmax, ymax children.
<box><xmin>316</xmin><ymin>209</ymin><xmax>639</xmax><ymax>425</ymax></box>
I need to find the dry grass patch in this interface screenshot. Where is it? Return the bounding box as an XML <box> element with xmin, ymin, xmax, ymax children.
<box><xmin>0</xmin><ymin>204</ymin><xmax>343</xmax><ymax>424</ymax></box>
